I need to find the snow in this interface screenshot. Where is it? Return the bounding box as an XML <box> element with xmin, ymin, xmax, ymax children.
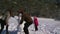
<box><xmin>0</xmin><ymin>17</ymin><xmax>60</xmax><ymax>34</ymax></box>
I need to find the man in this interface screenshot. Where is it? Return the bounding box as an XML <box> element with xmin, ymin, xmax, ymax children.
<box><xmin>18</xmin><ymin>8</ymin><xmax>33</xmax><ymax>34</ymax></box>
<box><xmin>0</xmin><ymin>17</ymin><xmax>6</xmax><ymax>34</ymax></box>
<box><xmin>0</xmin><ymin>13</ymin><xmax>8</xmax><ymax>34</ymax></box>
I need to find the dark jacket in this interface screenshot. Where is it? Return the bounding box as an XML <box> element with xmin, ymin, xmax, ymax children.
<box><xmin>20</xmin><ymin>12</ymin><xmax>33</xmax><ymax>24</ymax></box>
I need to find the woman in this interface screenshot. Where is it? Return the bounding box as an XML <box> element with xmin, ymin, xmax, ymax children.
<box><xmin>7</xmin><ymin>9</ymin><xmax>19</xmax><ymax>34</ymax></box>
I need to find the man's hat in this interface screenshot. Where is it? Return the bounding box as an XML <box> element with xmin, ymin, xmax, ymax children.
<box><xmin>18</xmin><ymin>8</ymin><xmax>24</xmax><ymax>13</ymax></box>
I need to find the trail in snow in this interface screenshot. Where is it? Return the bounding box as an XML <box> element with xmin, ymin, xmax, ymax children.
<box><xmin>0</xmin><ymin>17</ymin><xmax>60</xmax><ymax>34</ymax></box>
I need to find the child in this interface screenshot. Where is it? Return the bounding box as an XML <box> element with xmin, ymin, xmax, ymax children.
<box><xmin>34</xmin><ymin>16</ymin><xmax>38</xmax><ymax>31</ymax></box>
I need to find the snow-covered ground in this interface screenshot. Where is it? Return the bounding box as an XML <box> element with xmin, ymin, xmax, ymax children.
<box><xmin>0</xmin><ymin>17</ymin><xmax>60</xmax><ymax>34</ymax></box>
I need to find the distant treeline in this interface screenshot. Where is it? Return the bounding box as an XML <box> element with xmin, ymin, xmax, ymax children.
<box><xmin>0</xmin><ymin>0</ymin><xmax>60</xmax><ymax>18</ymax></box>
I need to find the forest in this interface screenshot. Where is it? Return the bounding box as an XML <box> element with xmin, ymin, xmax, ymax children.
<box><xmin>0</xmin><ymin>0</ymin><xmax>60</xmax><ymax>19</ymax></box>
